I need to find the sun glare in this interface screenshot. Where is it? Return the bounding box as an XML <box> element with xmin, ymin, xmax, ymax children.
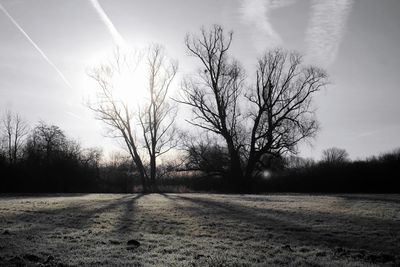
<box><xmin>112</xmin><ymin>61</ymin><xmax>149</xmax><ymax>108</ymax></box>
<box><xmin>85</xmin><ymin>48</ymin><xmax>149</xmax><ymax>110</ymax></box>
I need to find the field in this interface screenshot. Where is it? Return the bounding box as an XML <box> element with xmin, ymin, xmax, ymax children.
<box><xmin>0</xmin><ymin>193</ymin><xmax>399</xmax><ymax>266</ymax></box>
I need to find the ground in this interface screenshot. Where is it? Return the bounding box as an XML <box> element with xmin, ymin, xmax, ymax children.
<box><xmin>0</xmin><ymin>193</ymin><xmax>399</xmax><ymax>266</ymax></box>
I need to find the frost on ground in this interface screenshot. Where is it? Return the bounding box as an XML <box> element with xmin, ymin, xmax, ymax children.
<box><xmin>0</xmin><ymin>193</ymin><xmax>399</xmax><ymax>266</ymax></box>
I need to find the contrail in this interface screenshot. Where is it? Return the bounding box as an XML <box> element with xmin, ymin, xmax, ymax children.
<box><xmin>89</xmin><ymin>0</ymin><xmax>126</xmax><ymax>47</ymax></box>
<box><xmin>0</xmin><ymin>3</ymin><xmax>72</xmax><ymax>89</ymax></box>
<box><xmin>305</xmin><ymin>0</ymin><xmax>354</xmax><ymax>66</ymax></box>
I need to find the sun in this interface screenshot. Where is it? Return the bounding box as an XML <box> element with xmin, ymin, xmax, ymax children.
<box><xmin>112</xmin><ymin>60</ymin><xmax>149</xmax><ymax>109</ymax></box>
<box><xmin>86</xmin><ymin>47</ymin><xmax>150</xmax><ymax>110</ymax></box>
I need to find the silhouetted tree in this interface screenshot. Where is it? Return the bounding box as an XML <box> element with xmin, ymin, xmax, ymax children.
<box><xmin>179</xmin><ymin>25</ymin><xmax>328</xmax><ymax>186</ymax></box>
<box><xmin>89</xmin><ymin>45</ymin><xmax>178</xmax><ymax>191</ymax></box>
<box><xmin>88</xmin><ymin>48</ymin><xmax>148</xmax><ymax>190</ymax></box>
<box><xmin>285</xmin><ymin>155</ymin><xmax>315</xmax><ymax>169</ymax></box>
<box><xmin>178</xmin><ymin>25</ymin><xmax>245</xmax><ymax>183</ymax></box>
<box><xmin>139</xmin><ymin>44</ymin><xmax>178</xmax><ymax>189</ymax></box>
<box><xmin>183</xmin><ymin>134</ymin><xmax>229</xmax><ymax>173</ymax></box>
<box><xmin>27</xmin><ymin>121</ymin><xmax>67</xmax><ymax>162</ymax></box>
<box><xmin>1</xmin><ymin>109</ymin><xmax>29</xmax><ymax>164</ymax></box>
<box><xmin>81</xmin><ymin>147</ymin><xmax>102</xmax><ymax>169</ymax></box>
<box><xmin>244</xmin><ymin>49</ymin><xmax>327</xmax><ymax>178</ymax></box>
<box><xmin>321</xmin><ymin>147</ymin><xmax>349</xmax><ymax>164</ymax></box>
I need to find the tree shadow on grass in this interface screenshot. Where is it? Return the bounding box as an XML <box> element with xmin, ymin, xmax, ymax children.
<box><xmin>164</xmin><ymin>194</ymin><xmax>400</xmax><ymax>260</ymax></box>
<box><xmin>113</xmin><ymin>193</ymin><xmax>145</xmax><ymax>235</ymax></box>
<box><xmin>0</xmin><ymin>194</ymin><xmax>145</xmax><ymax>241</ymax></box>
<box><xmin>0</xmin><ymin>193</ymin><xmax>90</xmax><ymax>199</ymax></box>
<box><xmin>337</xmin><ymin>194</ymin><xmax>400</xmax><ymax>205</ymax></box>
<box><xmin>0</xmin><ymin>194</ymin><xmax>146</xmax><ymax>266</ymax></box>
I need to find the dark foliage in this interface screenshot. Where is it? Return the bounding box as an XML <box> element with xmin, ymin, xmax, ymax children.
<box><xmin>1</xmin><ymin>120</ymin><xmax>398</xmax><ymax>194</ymax></box>
<box><xmin>184</xmin><ymin>143</ymin><xmax>230</xmax><ymax>174</ymax></box>
<box><xmin>0</xmin><ymin>122</ymin><xmax>137</xmax><ymax>193</ymax></box>
<box><xmin>251</xmin><ymin>149</ymin><xmax>400</xmax><ymax>193</ymax></box>
<box><xmin>149</xmin><ymin>149</ymin><xmax>400</xmax><ymax>194</ymax></box>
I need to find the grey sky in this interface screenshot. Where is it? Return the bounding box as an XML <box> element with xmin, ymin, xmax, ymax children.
<box><xmin>0</xmin><ymin>0</ymin><xmax>399</xmax><ymax>160</ymax></box>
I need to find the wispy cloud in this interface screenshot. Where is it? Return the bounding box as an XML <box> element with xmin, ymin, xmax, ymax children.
<box><xmin>0</xmin><ymin>3</ymin><xmax>72</xmax><ymax>88</ymax></box>
<box><xmin>89</xmin><ymin>0</ymin><xmax>126</xmax><ymax>47</ymax></box>
<box><xmin>239</xmin><ymin>0</ymin><xmax>297</xmax><ymax>51</ymax></box>
<box><xmin>239</xmin><ymin>0</ymin><xmax>281</xmax><ymax>50</ymax></box>
<box><xmin>65</xmin><ymin>111</ymin><xmax>84</xmax><ymax>121</ymax></box>
<box><xmin>305</xmin><ymin>0</ymin><xmax>354</xmax><ymax>66</ymax></box>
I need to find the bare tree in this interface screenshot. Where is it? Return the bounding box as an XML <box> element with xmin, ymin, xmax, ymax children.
<box><xmin>321</xmin><ymin>147</ymin><xmax>349</xmax><ymax>163</ymax></box>
<box><xmin>245</xmin><ymin>49</ymin><xmax>327</xmax><ymax>178</ymax></box>
<box><xmin>181</xmin><ymin>132</ymin><xmax>229</xmax><ymax>173</ymax></box>
<box><xmin>88</xmin><ymin>45</ymin><xmax>177</xmax><ymax>191</ymax></box>
<box><xmin>81</xmin><ymin>147</ymin><xmax>103</xmax><ymax>168</ymax></box>
<box><xmin>178</xmin><ymin>25</ymin><xmax>328</xmax><ymax>184</ymax></box>
<box><xmin>1</xmin><ymin>109</ymin><xmax>29</xmax><ymax>164</ymax></box>
<box><xmin>28</xmin><ymin>121</ymin><xmax>67</xmax><ymax>161</ymax></box>
<box><xmin>178</xmin><ymin>25</ymin><xmax>246</xmax><ymax>181</ymax></box>
<box><xmin>88</xmin><ymin>49</ymin><xmax>148</xmax><ymax>190</ymax></box>
<box><xmin>139</xmin><ymin>44</ymin><xmax>178</xmax><ymax>188</ymax></box>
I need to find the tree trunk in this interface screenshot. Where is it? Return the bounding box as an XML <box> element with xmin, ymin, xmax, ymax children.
<box><xmin>225</xmin><ymin>136</ymin><xmax>244</xmax><ymax>187</ymax></box>
<box><xmin>132</xmin><ymin>153</ymin><xmax>148</xmax><ymax>192</ymax></box>
<box><xmin>149</xmin><ymin>153</ymin><xmax>156</xmax><ymax>191</ymax></box>
<box><xmin>245</xmin><ymin>154</ymin><xmax>256</xmax><ymax>180</ymax></box>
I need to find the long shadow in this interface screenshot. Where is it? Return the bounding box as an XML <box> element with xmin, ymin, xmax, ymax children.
<box><xmin>337</xmin><ymin>194</ymin><xmax>400</xmax><ymax>205</ymax></box>
<box><xmin>164</xmin><ymin>194</ymin><xmax>400</xmax><ymax>257</ymax></box>
<box><xmin>0</xmin><ymin>194</ymin><xmax>143</xmax><ymax>236</ymax></box>
<box><xmin>0</xmin><ymin>193</ymin><xmax>89</xmax><ymax>199</ymax></box>
<box><xmin>0</xmin><ymin>194</ymin><xmax>145</xmax><ymax>265</ymax></box>
<box><xmin>113</xmin><ymin>193</ymin><xmax>146</xmax><ymax>235</ymax></box>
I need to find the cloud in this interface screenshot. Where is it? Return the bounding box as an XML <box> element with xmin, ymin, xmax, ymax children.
<box><xmin>239</xmin><ymin>0</ymin><xmax>297</xmax><ymax>51</ymax></box>
<box><xmin>305</xmin><ymin>0</ymin><xmax>354</xmax><ymax>66</ymax></box>
<box><xmin>65</xmin><ymin>111</ymin><xmax>84</xmax><ymax>121</ymax></box>
<box><xmin>239</xmin><ymin>0</ymin><xmax>281</xmax><ymax>50</ymax></box>
<box><xmin>0</xmin><ymin>3</ymin><xmax>72</xmax><ymax>89</ymax></box>
<box><xmin>89</xmin><ymin>0</ymin><xmax>126</xmax><ymax>48</ymax></box>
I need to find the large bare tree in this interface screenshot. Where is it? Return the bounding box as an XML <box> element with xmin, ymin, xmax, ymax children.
<box><xmin>88</xmin><ymin>45</ymin><xmax>177</xmax><ymax>191</ymax></box>
<box><xmin>244</xmin><ymin>49</ymin><xmax>327</xmax><ymax>178</ymax></box>
<box><xmin>1</xmin><ymin>109</ymin><xmax>28</xmax><ymax>164</ymax></box>
<box><xmin>179</xmin><ymin>25</ymin><xmax>245</xmax><ymax>181</ymax></box>
<box><xmin>179</xmin><ymin>25</ymin><xmax>328</xmax><ymax>184</ymax></box>
<box><xmin>139</xmin><ymin>44</ymin><xmax>178</xmax><ymax>188</ymax></box>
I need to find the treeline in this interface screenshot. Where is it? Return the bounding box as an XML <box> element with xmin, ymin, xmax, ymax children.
<box><xmin>253</xmin><ymin>149</ymin><xmax>400</xmax><ymax>193</ymax></box>
<box><xmin>0</xmin><ymin>111</ymin><xmax>136</xmax><ymax>193</ymax></box>
<box><xmin>1</xmin><ymin>110</ymin><xmax>399</xmax><ymax>193</ymax></box>
<box><xmin>158</xmin><ymin>147</ymin><xmax>400</xmax><ymax>193</ymax></box>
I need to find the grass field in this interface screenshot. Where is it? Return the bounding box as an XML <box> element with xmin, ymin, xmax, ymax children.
<box><xmin>1</xmin><ymin>193</ymin><xmax>399</xmax><ymax>266</ymax></box>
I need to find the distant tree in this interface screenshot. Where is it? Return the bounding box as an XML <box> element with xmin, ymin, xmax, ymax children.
<box><xmin>88</xmin><ymin>45</ymin><xmax>177</xmax><ymax>191</ymax></box>
<box><xmin>27</xmin><ymin>121</ymin><xmax>68</xmax><ymax>161</ymax></box>
<box><xmin>178</xmin><ymin>25</ymin><xmax>328</xmax><ymax>186</ymax></box>
<box><xmin>101</xmin><ymin>151</ymin><xmax>135</xmax><ymax>193</ymax></box>
<box><xmin>107</xmin><ymin>151</ymin><xmax>131</xmax><ymax>169</ymax></box>
<box><xmin>285</xmin><ymin>155</ymin><xmax>315</xmax><ymax>169</ymax></box>
<box><xmin>321</xmin><ymin>147</ymin><xmax>349</xmax><ymax>163</ymax></box>
<box><xmin>377</xmin><ymin>148</ymin><xmax>400</xmax><ymax>163</ymax></box>
<box><xmin>1</xmin><ymin>109</ymin><xmax>29</xmax><ymax>164</ymax></box>
<box><xmin>182</xmin><ymin>134</ymin><xmax>229</xmax><ymax>173</ymax></box>
<box><xmin>81</xmin><ymin>147</ymin><xmax>102</xmax><ymax>169</ymax></box>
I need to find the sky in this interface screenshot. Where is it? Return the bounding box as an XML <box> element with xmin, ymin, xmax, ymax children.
<box><xmin>0</xmin><ymin>0</ymin><xmax>399</xmax><ymax>160</ymax></box>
